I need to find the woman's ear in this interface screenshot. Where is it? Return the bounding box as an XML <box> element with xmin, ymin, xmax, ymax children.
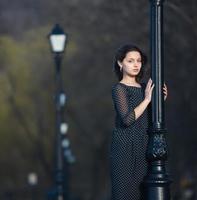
<box><xmin>117</xmin><ymin>61</ymin><xmax>122</xmax><ymax>71</ymax></box>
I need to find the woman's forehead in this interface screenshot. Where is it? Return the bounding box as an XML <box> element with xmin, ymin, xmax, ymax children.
<box><xmin>125</xmin><ymin>51</ymin><xmax>141</xmax><ymax>58</ymax></box>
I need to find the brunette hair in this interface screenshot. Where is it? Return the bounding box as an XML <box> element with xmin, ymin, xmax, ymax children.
<box><xmin>114</xmin><ymin>44</ymin><xmax>147</xmax><ymax>82</ymax></box>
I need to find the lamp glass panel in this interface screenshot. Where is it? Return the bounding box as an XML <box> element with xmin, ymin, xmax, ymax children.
<box><xmin>50</xmin><ymin>35</ymin><xmax>66</xmax><ymax>52</ymax></box>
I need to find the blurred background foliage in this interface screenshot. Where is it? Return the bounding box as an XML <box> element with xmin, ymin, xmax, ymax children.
<box><xmin>0</xmin><ymin>0</ymin><xmax>197</xmax><ymax>199</ymax></box>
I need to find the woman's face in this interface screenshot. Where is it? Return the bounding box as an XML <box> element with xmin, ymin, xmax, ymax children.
<box><xmin>118</xmin><ymin>51</ymin><xmax>142</xmax><ymax>77</ymax></box>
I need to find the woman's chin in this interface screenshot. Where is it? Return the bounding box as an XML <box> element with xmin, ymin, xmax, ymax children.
<box><xmin>128</xmin><ymin>72</ymin><xmax>139</xmax><ymax>77</ymax></box>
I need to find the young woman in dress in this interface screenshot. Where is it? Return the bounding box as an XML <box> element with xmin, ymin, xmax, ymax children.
<box><xmin>110</xmin><ymin>44</ymin><xmax>167</xmax><ymax>200</ymax></box>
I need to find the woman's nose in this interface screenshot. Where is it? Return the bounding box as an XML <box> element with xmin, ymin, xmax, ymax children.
<box><xmin>134</xmin><ymin>62</ymin><xmax>139</xmax><ymax>67</ymax></box>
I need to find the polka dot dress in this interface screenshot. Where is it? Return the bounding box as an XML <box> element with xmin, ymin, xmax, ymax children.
<box><xmin>110</xmin><ymin>82</ymin><xmax>149</xmax><ymax>200</ymax></box>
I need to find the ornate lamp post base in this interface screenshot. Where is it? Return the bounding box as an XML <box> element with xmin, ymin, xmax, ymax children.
<box><xmin>144</xmin><ymin>130</ymin><xmax>172</xmax><ymax>199</ymax></box>
<box><xmin>145</xmin><ymin>162</ymin><xmax>171</xmax><ymax>199</ymax></box>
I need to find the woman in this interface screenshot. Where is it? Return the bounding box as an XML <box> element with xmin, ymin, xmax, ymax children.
<box><xmin>110</xmin><ymin>44</ymin><xmax>167</xmax><ymax>200</ymax></box>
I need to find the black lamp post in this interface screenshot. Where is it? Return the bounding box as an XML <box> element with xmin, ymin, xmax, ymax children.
<box><xmin>144</xmin><ymin>0</ymin><xmax>172</xmax><ymax>199</ymax></box>
<box><xmin>48</xmin><ymin>24</ymin><xmax>69</xmax><ymax>200</ymax></box>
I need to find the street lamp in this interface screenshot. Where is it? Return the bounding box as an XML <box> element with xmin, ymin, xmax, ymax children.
<box><xmin>49</xmin><ymin>24</ymin><xmax>67</xmax><ymax>54</ymax></box>
<box><xmin>48</xmin><ymin>24</ymin><xmax>71</xmax><ymax>200</ymax></box>
<box><xmin>144</xmin><ymin>0</ymin><xmax>172</xmax><ymax>199</ymax></box>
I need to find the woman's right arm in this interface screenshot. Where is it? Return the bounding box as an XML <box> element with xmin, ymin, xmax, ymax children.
<box><xmin>134</xmin><ymin>78</ymin><xmax>154</xmax><ymax>120</ymax></box>
<box><xmin>112</xmin><ymin>79</ymin><xmax>154</xmax><ymax>126</ymax></box>
<box><xmin>112</xmin><ymin>85</ymin><xmax>136</xmax><ymax>127</ymax></box>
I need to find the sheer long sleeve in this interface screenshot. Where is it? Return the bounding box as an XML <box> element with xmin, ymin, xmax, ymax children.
<box><xmin>112</xmin><ymin>84</ymin><xmax>136</xmax><ymax>127</ymax></box>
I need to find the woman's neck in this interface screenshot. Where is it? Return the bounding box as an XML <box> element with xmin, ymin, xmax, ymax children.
<box><xmin>120</xmin><ymin>76</ymin><xmax>139</xmax><ymax>85</ymax></box>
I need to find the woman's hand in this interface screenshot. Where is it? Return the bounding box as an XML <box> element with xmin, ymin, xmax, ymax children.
<box><xmin>145</xmin><ymin>78</ymin><xmax>155</xmax><ymax>103</ymax></box>
<box><xmin>163</xmin><ymin>83</ymin><xmax>168</xmax><ymax>101</ymax></box>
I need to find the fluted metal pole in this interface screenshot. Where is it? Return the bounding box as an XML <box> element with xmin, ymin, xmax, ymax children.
<box><xmin>144</xmin><ymin>0</ymin><xmax>172</xmax><ymax>199</ymax></box>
